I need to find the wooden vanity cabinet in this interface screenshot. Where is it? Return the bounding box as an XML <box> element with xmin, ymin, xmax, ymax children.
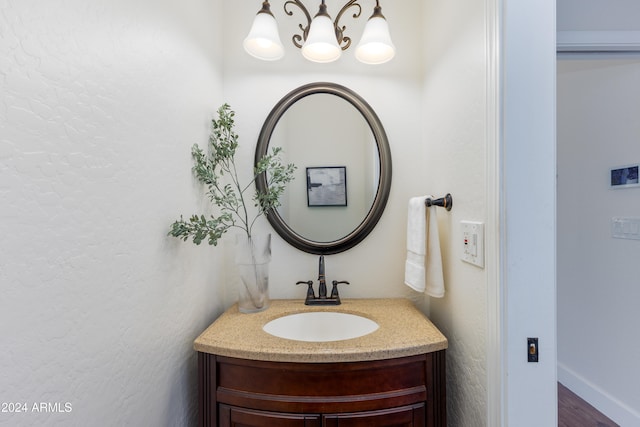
<box><xmin>198</xmin><ymin>350</ymin><xmax>446</xmax><ymax>427</ymax></box>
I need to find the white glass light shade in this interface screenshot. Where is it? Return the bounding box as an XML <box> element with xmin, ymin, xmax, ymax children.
<box><xmin>243</xmin><ymin>13</ymin><xmax>285</xmax><ymax>61</ymax></box>
<box><xmin>301</xmin><ymin>15</ymin><xmax>341</xmax><ymax>63</ymax></box>
<box><xmin>355</xmin><ymin>16</ymin><xmax>395</xmax><ymax>64</ymax></box>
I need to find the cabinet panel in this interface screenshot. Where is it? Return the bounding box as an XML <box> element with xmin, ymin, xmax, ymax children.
<box><xmin>219</xmin><ymin>404</ymin><xmax>320</xmax><ymax>427</ymax></box>
<box><xmin>198</xmin><ymin>351</ymin><xmax>446</xmax><ymax>427</ymax></box>
<box><xmin>216</xmin><ymin>355</ymin><xmax>427</xmax><ymax>413</ymax></box>
<box><xmin>323</xmin><ymin>404</ymin><xmax>425</xmax><ymax>427</ymax></box>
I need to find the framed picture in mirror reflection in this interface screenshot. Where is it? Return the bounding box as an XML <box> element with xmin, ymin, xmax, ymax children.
<box><xmin>306</xmin><ymin>166</ymin><xmax>347</xmax><ymax>207</ymax></box>
<box><xmin>610</xmin><ymin>164</ymin><xmax>639</xmax><ymax>189</ymax></box>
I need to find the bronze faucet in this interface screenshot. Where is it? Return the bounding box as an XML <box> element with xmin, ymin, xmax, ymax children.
<box><xmin>296</xmin><ymin>255</ymin><xmax>349</xmax><ymax>305</ymax></box>
<box><xmin>318</xmin><ymin>255</ymin><xmax>327</xmax><ymax>298</ymax></box>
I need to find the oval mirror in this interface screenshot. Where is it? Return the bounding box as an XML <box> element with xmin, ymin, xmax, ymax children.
<box><xmin>255</xmin><ymin>82</ymin><xmax>392</xmax><ymax>254</ymax></box>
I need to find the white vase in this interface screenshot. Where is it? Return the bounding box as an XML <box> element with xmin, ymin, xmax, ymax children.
<box><xmin>234</xmin><ymin>233</ymin><xmax>271</xmax><ymax>313</ymax></box>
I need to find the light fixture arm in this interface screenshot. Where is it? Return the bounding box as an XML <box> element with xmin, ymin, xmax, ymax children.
<box><xmin>283</xmin><ymin>0</ymin><xmax>363</xmax><ymax>51</ymax></box>
<box><xmin>284</xmin><ymin>0</ymin><xmax>313</xmax><ymax>49</ymax></box>
<box><xmin>333</xmin><ymin>0</ymin><xmax>362</xmax><ymax>50</ymax></box>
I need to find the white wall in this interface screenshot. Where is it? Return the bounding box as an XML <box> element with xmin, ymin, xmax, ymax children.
<box><xmin>274</xmin><ymin>95</ymin><xmax>373</xmax><ymax>241</ymax></box>
<box><xmin>557</xmin><ymin>2</ymin><xmax>640</xmax><ymax>425</ymax></box>
<box><xmin>0</xmin><ymin>0</ymin><xmax>559</xmax><ymax>425</ymax></box>
<box><xmin>557</xmin><ymin>57</ymin><xmax>640</xmax><ymax>426</ymax></box>
<box><xmin>557</xmin><ymin>0</ymin><xmax>640</xmax><ymax>31</ymax></box>
<box><xmin>0</xmin><ymin>0</ymin><xmax>226</xmax><ymax>425</ymax></box>
<box><xmin>557</xmin><ymin>0</ymin><xmax>640</xmax><ymax>53</ymax></box>
<box><xmin>502</xmin><ymin>1</ymin><xmax>558</xmax><ymax>425</ymax></box>
<box><xmin>420</xmin><ymin>1</ymin><xmax>558</xmax><ymax>425</ymax></box>
<box><xmin>420</xmin><ymin>1</ymin><xmax>489</xmax><ymax>425</ymax></box>
<box><xmin>219</xmin><ymin>0</ymin><xmax>426</xmax><ymax>302</ymax></box>
<box><xmin>222</xmin><ymin>1</ymin><xmax>494</xmax><ymax>423</ymax></box>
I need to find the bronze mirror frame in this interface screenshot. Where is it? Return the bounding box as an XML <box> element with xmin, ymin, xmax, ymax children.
<box><xmin>254</xmin><ymin>82</ymin><xmax>392</xmax><ymax>255</ymax></box>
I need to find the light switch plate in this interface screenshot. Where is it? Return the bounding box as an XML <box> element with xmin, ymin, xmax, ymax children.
<box><xmin>461</xmin><ymin>221</ymin><xmax>484</xmax><ymax>268</ymax></box>
<box><xmin>612</xmin><ymin>217</ymin><xmax>640</xmax><ymax>240</ymax></box>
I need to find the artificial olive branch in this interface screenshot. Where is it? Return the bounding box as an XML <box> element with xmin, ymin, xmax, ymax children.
<box><xmin>168</xmin><ymin>104</ymin><xmax>296</xmax><ymax>245</ymax></box>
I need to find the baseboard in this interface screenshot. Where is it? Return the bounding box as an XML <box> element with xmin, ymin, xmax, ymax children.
<box><xmin>558</xmin><ymin>362</ymin><xmax>640</xmax><ymax>426</ymax></box>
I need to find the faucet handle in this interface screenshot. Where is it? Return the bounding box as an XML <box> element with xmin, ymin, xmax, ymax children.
<box><xmin>296</xmin><ymin>280</ymin><xmax>315</xmax><ymax>300</ymax></box>
<box><xmin>330</xmin><ymin>280</ymin><xmax>349</xmax><ymax>299</ymax></box>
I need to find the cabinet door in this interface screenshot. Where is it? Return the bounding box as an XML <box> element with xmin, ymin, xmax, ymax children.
<box><xmin>219</xmin><ymin>404</ymin><xmax>321</xmax><ymax>427</ymax></box>
<box><xmin>323</xmin><ymin>404</ymin><xmax>425</xmax><ymax>427</ymax></box>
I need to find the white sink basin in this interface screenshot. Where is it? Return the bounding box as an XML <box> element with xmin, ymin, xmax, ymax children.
<box><xmin>263</xmin><ymin>312</ymin><xmax>379</xmax><ymax>342</ymax></box>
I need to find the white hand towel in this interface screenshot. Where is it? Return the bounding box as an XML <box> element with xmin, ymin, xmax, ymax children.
<box><xmin>404</xmin><ymin>197</ymin><xmax>426</xmax><ymax>291</ymax></box>
<box><xmin>404</xmin><ymin>196</ymin><xmax>445</xmax><ymax>297</ymax></box>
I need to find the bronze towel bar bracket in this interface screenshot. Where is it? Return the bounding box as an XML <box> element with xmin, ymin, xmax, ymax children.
<box><xmin>425</xmin><ymin>193</ymin><xmax>453</xmax><ymax>211</ymax></box>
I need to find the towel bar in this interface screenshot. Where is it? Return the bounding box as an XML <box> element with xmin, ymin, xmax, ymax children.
<box><xmin>425</xmin><ymin>194</ymin><xmax>453</xmax><ymax>211</ymax></box>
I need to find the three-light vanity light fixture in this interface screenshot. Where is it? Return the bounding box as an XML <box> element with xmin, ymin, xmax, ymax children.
<box><xmin>243</xmin><ymin>0</ymin><xmax>395</xmax><ymax>64</ymax></box>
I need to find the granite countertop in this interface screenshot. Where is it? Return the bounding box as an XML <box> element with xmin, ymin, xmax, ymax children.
<box><xmin>194</xmin><ymin>298</ymin><xmax>448</xmax><ymax>363</ymax></box>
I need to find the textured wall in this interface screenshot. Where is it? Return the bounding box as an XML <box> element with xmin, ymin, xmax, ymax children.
<box><xmin>1</xmin><ymin>0</ymin><xmax>499</xmax><ymax>424</ymax></box>
<box><xmin>420</xmin><ymin>1</ymin><xmax>489</xmax><ymax>425</ymax></box>
<box><xmin>0</xmin><ymin>0</ymin><xmax>225</xmax><ymax>425</ymax></box>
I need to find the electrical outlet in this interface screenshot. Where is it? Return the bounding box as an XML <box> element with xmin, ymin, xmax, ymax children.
<box><xmin>528</xmin><ymin>338</ymin><xmax>539</xmax><ymax>363</ymax></box>
<box><xmin>461</xmin><ymin>221</ymin><xmax>484</xmax><ymax>268</ymax></box>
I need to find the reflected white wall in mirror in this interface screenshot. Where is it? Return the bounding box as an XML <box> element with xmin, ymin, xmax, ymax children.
<box><xmin>270</xmin><ymin>94</ymin><xmax>379</xmax><ymax>242</ymax></box>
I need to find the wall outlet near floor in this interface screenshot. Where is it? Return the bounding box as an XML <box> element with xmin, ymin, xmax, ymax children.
<box><xmin>461</xmin><ymin>221</ymin><xmax>484</xmax><ymax>268</ymax></box>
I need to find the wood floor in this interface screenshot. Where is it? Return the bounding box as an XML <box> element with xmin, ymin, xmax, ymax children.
<box><xmin>558</xmin><ymin>383</ymin><xmax>619</xmax><ymax>427</ymax></box>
